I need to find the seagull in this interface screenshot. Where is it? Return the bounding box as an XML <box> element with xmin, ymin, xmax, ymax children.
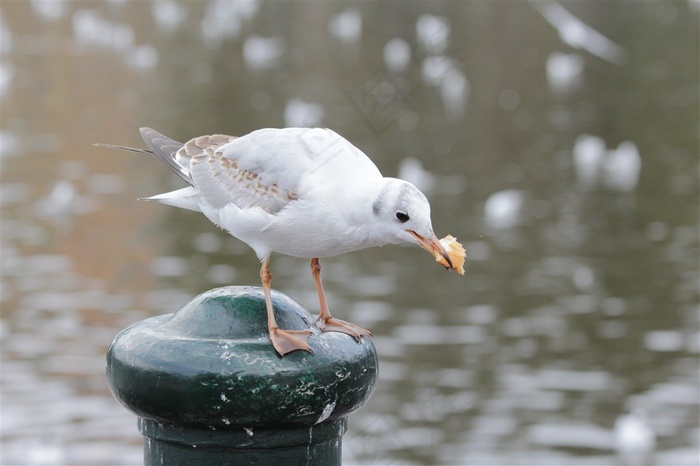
<box><xmin>98</xmin><ymin>127</ymin><xmax>454</xmax><ymax>356</ymax></box>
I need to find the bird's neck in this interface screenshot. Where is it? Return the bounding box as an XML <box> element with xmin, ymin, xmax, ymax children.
<box><xmin>343</xmin><ymin>178</ymin><xmax>400</xmax><ymax>249</ymax></box>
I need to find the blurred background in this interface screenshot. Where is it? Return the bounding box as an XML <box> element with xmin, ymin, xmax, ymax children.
<box><xmin>1</xmin><ymin>1</ymin><xmax>698</xmax><ymax>465</ymax></box>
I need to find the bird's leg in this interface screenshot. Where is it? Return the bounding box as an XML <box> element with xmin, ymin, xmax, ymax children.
<box><xmin>311</xmin><ymin>258</ymin><xmax>371</xmax><ymax>341</ymax></box>
<box><xmin>260</xmin><ymin>257</ymin><xmax>312</xmax><ymax>356</ymax></box>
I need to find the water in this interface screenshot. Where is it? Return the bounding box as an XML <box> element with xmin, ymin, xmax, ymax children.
<box><xmin>2</xmin><ymin>2</ymin><xmax>699</xmax><ymax>465</ymax></box>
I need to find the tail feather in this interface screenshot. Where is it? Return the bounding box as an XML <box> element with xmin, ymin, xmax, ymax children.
<box><xmin>140</xmin><ymin>186</ymin><xmax>202</xmax><ymax>212</ymax></box>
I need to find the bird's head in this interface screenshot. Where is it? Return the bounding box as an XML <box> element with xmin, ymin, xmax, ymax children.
<box><xmin>372</xmin><ymin>178</ymin><xmax>452</xmax><ymax>269</ymax></box>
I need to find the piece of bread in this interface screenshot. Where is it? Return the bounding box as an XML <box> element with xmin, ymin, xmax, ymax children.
<box><xmin>436</xmin><ymin>235</ymin><xmax>465</xmax><ymax>275</ymax></box>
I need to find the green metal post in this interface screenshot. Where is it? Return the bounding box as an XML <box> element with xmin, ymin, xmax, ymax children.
<box><xmin>106</xmin><ymin>286</ymin><xmax>378</xmax><ymax>465</ymax></box>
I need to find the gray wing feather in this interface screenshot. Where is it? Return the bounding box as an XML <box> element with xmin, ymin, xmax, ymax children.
<box><xmin>138</xmin><ymin>127</ymin><xmax>192</xmax><ymax>185</ymax></box>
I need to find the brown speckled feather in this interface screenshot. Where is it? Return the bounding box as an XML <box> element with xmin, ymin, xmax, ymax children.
<box><xmin>176</xmin><ymin>134</ymin><xmax>237</xmax><ymax>166</ymax></box>
<box><xmin>187</xmin><ymin>141</ymin><xmax>299</xmax><ymax>213</ymax></box>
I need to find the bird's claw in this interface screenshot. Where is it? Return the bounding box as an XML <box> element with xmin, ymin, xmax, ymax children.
<box><xmin>270</xmin><ymin>328</ymin><xmax>314</xmax><ymax>356</ymax></box>
<box><xmin>317</xmin><ymin>317</ymin><xmax>372</xmax><ymax>342</ymax></box>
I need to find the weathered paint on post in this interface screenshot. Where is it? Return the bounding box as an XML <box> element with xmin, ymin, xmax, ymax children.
<box><xmin>106</xmin><ymin>286</ymin><xmax>378</xmax><ymax>465</ymax></box>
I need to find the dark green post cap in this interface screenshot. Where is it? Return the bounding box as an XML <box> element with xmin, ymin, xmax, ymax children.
<box><xmin>106</xmin><ymin>286</ymin><xmax>378</xmax><ymax>465</ymax></box>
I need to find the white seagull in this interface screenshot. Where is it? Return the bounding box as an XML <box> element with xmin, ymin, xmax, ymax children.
<box><xmin>99</xmin><ymin>127</ymin><xmax>456</xmax><ymax>356</ymax></box>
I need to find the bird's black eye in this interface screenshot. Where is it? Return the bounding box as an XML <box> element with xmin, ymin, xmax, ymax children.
<box><xmin>395</xmin><ymin>212</ymin><xmax>410</xmax><ymax>223</ymax></box>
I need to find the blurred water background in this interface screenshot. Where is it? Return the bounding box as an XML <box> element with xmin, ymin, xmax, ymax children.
<box><xmin>1</xmin><ymin>1</ymin><xmax>699</xmax><ymax>465</ymax></box>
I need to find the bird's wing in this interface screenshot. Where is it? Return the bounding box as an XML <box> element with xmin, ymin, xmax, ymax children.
<box><xmin>174</xmin><ymin>133</ymin><xmax>237</xmax><ymax>167</ymax></box>
<box><xmin>138</xmin><ymin>127</ymin><xmax>194</xmax><ymax>185</ymax></box>
<box><xmin>184</xmin><ymin>128</ymin><xmax>382</xmax><ymax>214</ymax></box>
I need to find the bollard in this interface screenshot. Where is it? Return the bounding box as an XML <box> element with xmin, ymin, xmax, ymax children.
<box><xmin>106</xmin><ymin>286</ymin><xmax>378</xmax><ymax>465</ymax></box>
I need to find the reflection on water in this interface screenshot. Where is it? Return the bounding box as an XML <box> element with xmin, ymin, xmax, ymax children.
<box><xmin>2</xmin><ymin>1</ymin><xmax>698</xmax><ymax>465</ymax></box>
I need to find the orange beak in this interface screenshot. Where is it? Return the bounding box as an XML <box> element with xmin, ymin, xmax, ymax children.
<box><xmin>408</xmin><ymin>230</ymin><xmax>453</xmax><ymax>269</ymax></box>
